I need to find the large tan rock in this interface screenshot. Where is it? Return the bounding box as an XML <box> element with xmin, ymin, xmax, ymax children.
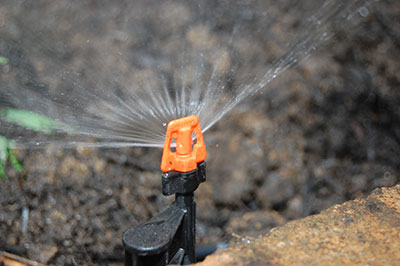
<box><xmin>195</xmin><ymin>184</ymin><xmax>400</xmax><ymax>266</ymax></box>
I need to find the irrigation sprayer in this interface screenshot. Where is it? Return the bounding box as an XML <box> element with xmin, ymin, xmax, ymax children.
<box><xmin>123</xmin><ymin>115</ymin><xmax>207</xmax><ymax>265</ymax></box>
<box><xmin>0</xmin><ymin>0</ymin><xmax>379</xmax><ymax>264</ymax></box>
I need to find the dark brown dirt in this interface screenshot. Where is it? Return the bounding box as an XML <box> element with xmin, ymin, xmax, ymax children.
<box><xmin>0</xmin><ymin>0</ymin><xmax>400</xmax><ymax>265</ymax></box>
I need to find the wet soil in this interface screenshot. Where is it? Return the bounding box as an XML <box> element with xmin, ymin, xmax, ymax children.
<box><xmin>0</xmin><ymin>0</ymin><xmax>400</xmax><ymax>265</ymax></box>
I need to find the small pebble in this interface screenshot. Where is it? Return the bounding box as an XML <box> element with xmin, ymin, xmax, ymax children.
<box><xmin>373</xmin><ymin>188</ymin><xmax>382</xmax><ymax>195</ymax></box>
<box><xmin>277</xmin><ymin>241</ymin><xmax>285</xmax><ymax>248</ymax></box>
<box><xmin>63</xmin><ymin>240</ymin><xmax>72</xmax><ymax>247</ymax></box>
<box><xmin>342</xmin><ymin>216</ymin><xmax>354</xmax><ymax>224</ymax></box>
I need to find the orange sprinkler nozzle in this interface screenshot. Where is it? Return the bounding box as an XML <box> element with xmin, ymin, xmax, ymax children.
<box><xmin>161</xmin><ymin>115</ymin><xmax>207</xmax><ymax>173</ymax></box>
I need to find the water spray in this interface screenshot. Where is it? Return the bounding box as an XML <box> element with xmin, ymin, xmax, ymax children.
<box><xmin>123</xmin><ymin>115</ymin><xmax>207</xmax><ymax>265</ymax></box>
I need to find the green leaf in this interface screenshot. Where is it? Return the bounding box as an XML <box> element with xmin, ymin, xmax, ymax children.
<box><xmin>0</xmin><ymin>163</ymin><xmax>7</xmax><ymax>180</ymax></box>
<box><xmin>0</xmin><ymin>108</ymin><xmax>74</xmax><ymax>135</ymax></box>
<box><xmin>8</xmin><ymin>151</ymin><xmax>23</xmax><ymax>172</ymax></box>
<box><xmin>0</xmin><ymin>136</ymin><xmax>22</xmax><ymax>179</ymax></box>
<box><xmin>0</xmin><ymin>107</ymin><xmax>77</xmax><ymax>181</ymax></box>
<box><xmin>0</xmin><ymin>136</ymin><xmax>9</xmax><ymax>163</ymax></box>
<box><xmin>0</xmin><ymin>56</ymin><xmax>8</xmax><ymax>65</ymax></box>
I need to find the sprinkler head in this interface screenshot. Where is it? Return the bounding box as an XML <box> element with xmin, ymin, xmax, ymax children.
<box><xmin>161</xmin><ymin>115</ymin><xmax>207</xmax><ymax>196</ymax></box>
<box><xmin>123</xmin><ymin>115</ymin><xmax>207</xmax><ymax>266</ymax></box>
<box><xmin>161</xmin><ymin>115</ymin><xmax>207</xmax><ymax>173</ymax></box>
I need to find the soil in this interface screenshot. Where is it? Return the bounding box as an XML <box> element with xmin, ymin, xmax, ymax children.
<box><xmin>0</xmin><ymin>0</ymin><xmax>400</xmax><ymax>265</ymax></box>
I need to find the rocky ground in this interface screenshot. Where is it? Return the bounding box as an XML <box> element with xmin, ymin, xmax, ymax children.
<box><xmin>0</xmin><ymin>0</ymin><xmax>399</xmax><ymax>265</ymax></box>
<box><xmin>197</xmin><ymin>184</ymin><xmax>400</xmax><ymax>265</ymax></box>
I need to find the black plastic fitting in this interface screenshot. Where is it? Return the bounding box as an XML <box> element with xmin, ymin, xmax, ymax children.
<box><xmin>162</xmin><ymin>162</ymin><xmax>206</xmax><ymax>196</ymax></box>
<box><xmin>122</xmin><ymin>162</ymin><xmax>206</xmax><ymax>266</ymax></box>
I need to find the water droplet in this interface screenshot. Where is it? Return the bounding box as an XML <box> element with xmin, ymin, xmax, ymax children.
<box><xmin>105</xmin><ymin>188</ymin><xmax>113</xmax><ymax>196</ymax></box>
<box><xmin>358</xmin><ymin>7</ymin><xmax>369</xmax><ymax>17</ymax></box>
<box><xmin>346</xmin><ymin>14</ymin><xmax>354</xmax><ymax>21</ymax></box>
<box><xmin>384</xmin><ymin>171</ymin><xmax>391</xmax><ymax>180</ymax></box>
<box><xmin>242</xmin><ymin>238</ymin><xmax>251</xmax><ymax>244</ymax></box>
<box><xmin>162</xmin><ymin>123</ymin><xmax>167</xmax><ymax>127</ymax></box>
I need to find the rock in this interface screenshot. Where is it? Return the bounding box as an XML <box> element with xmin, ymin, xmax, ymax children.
<box><xmin>37</xmin><ymin>246</ymin><xmax>57</xmax><ymax>264</ymax></box>
<box><xmin>226</xmin><ymin>210</ymin><xmax>286</xmax><ymax>238</ymax></box>
<box><xmin>195</xmin><ymin>184</ymin><xmax>400</xmax><ymax>265</ymax></box>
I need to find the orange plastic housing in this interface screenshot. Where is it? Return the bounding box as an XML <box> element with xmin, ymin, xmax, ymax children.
<box><xmin>161</xmin><ymin>115</ymin><xmax>207</xmax><ymax>173</ymax></box>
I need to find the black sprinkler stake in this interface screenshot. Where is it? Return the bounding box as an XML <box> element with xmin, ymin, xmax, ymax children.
<box><xmin>122</xmin><ymin>162</ymin><xmax>206</xmax><ymax>266</ymax></box>
<box><xmin>123</xmin><ymin>116</ymin><xmax>207</xmax><ymax>266</ymax></box>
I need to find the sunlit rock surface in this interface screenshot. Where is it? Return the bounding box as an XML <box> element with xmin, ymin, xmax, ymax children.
<box><xmin>196</xmin><ymin>184</ymin><xmax>400</xmax><ymax>266</ymax></box>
